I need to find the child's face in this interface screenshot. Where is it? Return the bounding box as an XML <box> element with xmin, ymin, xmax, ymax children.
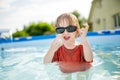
<box><xmin>57</xmin><ymin>20</ymin><xmax>77</xmax><ymax>44</ymax></box>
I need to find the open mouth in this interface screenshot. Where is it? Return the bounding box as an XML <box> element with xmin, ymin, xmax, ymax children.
<box><xmin>63</xmin><ymin>36</ymin><xmax>70</xmax><ymax>40</ymax></box>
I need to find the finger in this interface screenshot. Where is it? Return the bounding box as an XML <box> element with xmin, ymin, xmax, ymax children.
<box><xmin>83</xmin><ymin>23</ymin><xmax>89</xmax><ymax>30</ymax></box>
<box><xmin>80</xmin><ymin>28</ymin><xmax>84</xmax><ymax>31</ymax></box>
<box><xmin>52</xmin><ymin>37</ymin><xmax>60</xmax><ymax>45</ymax></box>
<box><xmin>80</xmin><ymin>28</ymin><xmax>86</xmax><ymax>32</ymax></box>
<box><xmin>56</xmin><ymin>34</ymin><xmax>62</xmax><ymax>40</ymax></box>
<box><xmin>56</xmin><ymin>34</ymin><xmax>62</xmax><ymax>37</ymax></box>
<box><xmin>79</xmin><ymin>29</ymin><xmax>83</xmax><ymax>35</ymax></box>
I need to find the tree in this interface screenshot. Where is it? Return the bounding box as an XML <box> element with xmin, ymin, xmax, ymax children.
<box><xmin>71</xmin><ymin>10</ymin><xmax>92</xmax><ymax>31</ymax></box>
<box><xmin>12</xmin><ymin>22</ymin><xmax>55</xmax><ymax>37</ymax></box>
<box><xmin>71</xmin><ymin>10</ymin><xmax>87</xmax><ymax>28</ymax></box>
<box><xmin>12</xmin><ymin>31</ymin><xmax>29</xmax><ymax>37</ymax></box>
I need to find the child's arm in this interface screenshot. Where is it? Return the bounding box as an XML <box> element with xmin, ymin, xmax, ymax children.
<box><xmin>43</xmin><ymin>35</ymin><xmax>63</xmax><ymax>64</ymax></box>
<box><xmin>79</xmin><ymin>23</ymin><xmax>93</xmax><ymax>62</ymax></box>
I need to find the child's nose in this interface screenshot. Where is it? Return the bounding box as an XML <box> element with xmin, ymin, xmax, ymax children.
<box><xmin>63</xmin><ymin>29</ymin><xmax>69</xmax><ymax>34</ymax></box>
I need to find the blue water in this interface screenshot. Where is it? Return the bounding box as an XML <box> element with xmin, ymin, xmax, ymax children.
<box><xmin>0</xmin><ymin>35</ymin><xmax>120</xmax><ymax>80</ymax></box>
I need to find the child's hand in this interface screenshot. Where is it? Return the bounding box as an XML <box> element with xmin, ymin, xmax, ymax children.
<box><xmin>44</xmin><ymin>35</ymin><xmax>63</xmax><ymax>63</ymax></box>
<box><xmin>79</xmin><ymin>23</ymin><xmax>89</xmax><ymax>38</ymax></box>
<box><xmin>50</xmin><ymin>35</ymin><xmax>63</xmax><ymax>52</ymax></box>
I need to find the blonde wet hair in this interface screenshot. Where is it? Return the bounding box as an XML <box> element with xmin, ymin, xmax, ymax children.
<box><xmin>55</xmin><ymin>13</ymin><xmax>80</xmax><ymax>37</ymax></box>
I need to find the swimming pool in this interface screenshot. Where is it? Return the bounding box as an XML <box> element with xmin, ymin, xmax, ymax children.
<box><xmin>0</xmin><ymin>34</ymin><xmax>120</xmax><ymax>80</ymax></box>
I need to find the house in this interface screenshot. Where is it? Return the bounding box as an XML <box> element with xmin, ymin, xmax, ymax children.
<box><xmin>88</xmin><ymin>0</ymin><xmax>120</xmax><ymax>31</ymax></box>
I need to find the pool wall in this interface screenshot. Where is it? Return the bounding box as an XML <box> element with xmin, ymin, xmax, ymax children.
<box><xmin>0</xmin><ymin>33</ymin><xmax>120</xmax><ymax>49</ymax></box>
<box><xmin>0</xmin><ymin>30</ymin><xmax>120</xmax><ymax>44</ymax></box>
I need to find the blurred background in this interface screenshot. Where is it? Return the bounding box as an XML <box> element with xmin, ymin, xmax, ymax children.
<box><xmin>0</xmin><ymin>0</ymin><xmax>120</xmax><ymax>38</ymax></box>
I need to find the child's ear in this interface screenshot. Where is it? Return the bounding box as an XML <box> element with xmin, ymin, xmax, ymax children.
<box><xmin>76</xmin><ymin>28</ymin><xmax>80</xmax><ymax>37</ymax></box>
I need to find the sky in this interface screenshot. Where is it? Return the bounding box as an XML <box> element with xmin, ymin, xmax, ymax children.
<box><xmin>0</xmin><ymin>0</ymin><xmax>93</xmax><ymax>33</ymax></box>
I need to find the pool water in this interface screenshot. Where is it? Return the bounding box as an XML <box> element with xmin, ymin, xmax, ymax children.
<box><xmin>0</xmin><ymin>35</ymin><xmax>120</xmax><ymax>80</ymax></box>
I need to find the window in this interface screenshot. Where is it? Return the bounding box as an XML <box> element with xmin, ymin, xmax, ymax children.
<box><xmin>103</xmin><ymin>18</ymin><xmax>106</xmax><ymax>29</ymax></box>
<box><xmin>96</xmin><ymin>18</ymin><xmax>101</xmax><ymax>24</ymax></box>
<box><xmin>96</xmin><ymin>0</ymin><xmax>102</xmax><ymax>8</ymax></box>
<box><xmin>113</xmin><ymin>13</ymin><xmax>120</xmax><ymax>28</ymax></box>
